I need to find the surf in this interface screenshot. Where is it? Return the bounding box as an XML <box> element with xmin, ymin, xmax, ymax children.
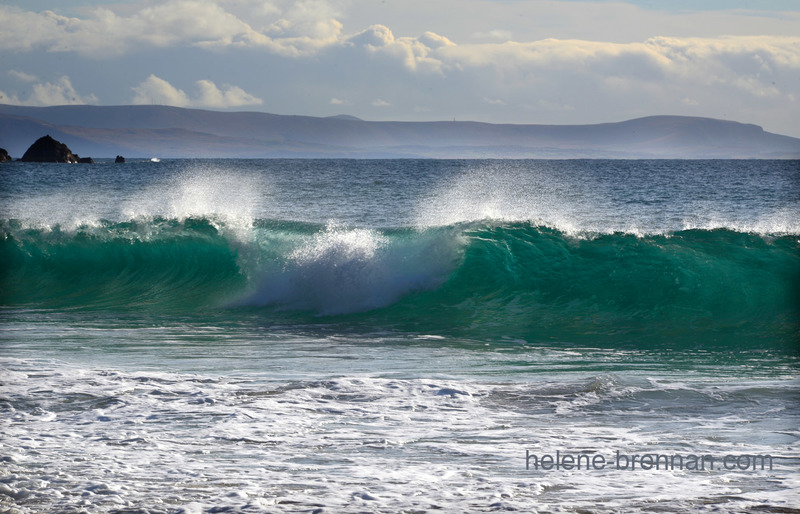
<box><xmin>2</xmin><ymin>217</ymin><xmax>797</xmax><ymax>349</ymax></box>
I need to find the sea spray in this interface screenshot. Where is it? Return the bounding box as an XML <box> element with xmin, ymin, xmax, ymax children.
<box><xmin>236</xmin><ymin>221</ymin><xmax>464</xmax><ymax>314</ymax></box>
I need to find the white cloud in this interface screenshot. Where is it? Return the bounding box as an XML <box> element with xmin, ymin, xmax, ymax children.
<box><xmin>0</xmin><ymin>76</ymin><xmax>98</xmax><ymax>106</ymax></box>
<box><xmin>132</xmin><ymin>75</ymin><xmax>191</xmax><ymax>106</ymax></box>
<box><xmin>195</xmin><ymin>79</ymin><xmax>263</xmax><ymax>107</ymax></box>
<box><xmin>2</xmin><ymin>2</ymin><xmax>797</xmax><ymax>87</ymax></box>
<box><xmin>31</xmin><ymin>76</ymin><xmax>98</xmax><ymax>105</ymax></box>
<box><xmin>131</xmin><ymin>74</ymin><xmax>262</xmax><ymax>107</ymax></box>
<box><xmin>347</xmin><ymin>25</ymin><xmax>453</xmax><ymax>73</ymax></box>
<box><xmin>0</xmin><ymin>90</ymin><xmax>22</xmax><ymax>104</ymax></box>
<box><xmin>472</xmin><ymin>30</ymin><xmax>513</xmax><ymax>42</ymax></box>
<box><xmin>372</xmin><ymin>99</ymin><xmax>391</xmax><ymax>107</ymax></box>
<box><xmin>339</xmin><ymin>0</ymin><xmax>800</xmax><ymax>45</ymax></box>
<box><xmin>0</xmin><ymin>1</ymin><xmax>343</xmax><ymax>58</ymax></box>
<box><xmin>330</xmin><ymin>98</ymin><xmax>345</xmax><ymax>105</ymax></box>
<box><xmin>9</xmin><ymin>70</ymin><xmax>38</xmax><ymax>82</ymax></box>
<box><xmin>431</xmin><ymin>36</ymin><xmax>800</xmax><ymax>100</ymax></box>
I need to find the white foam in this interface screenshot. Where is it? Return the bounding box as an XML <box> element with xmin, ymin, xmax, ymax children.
<box><xmin>238</xmin><ymin>222</ymin><xmax>463</xmax><ymax>314</ymax></box>
<box><xmin>2</xmin><ymin>358</ymin><xmax>797</xmax><ymax>513</ymax></box>
<box><xmin>680</xmin><ymin>205</ymin><xmax>800</xmax><ymax>236</ymax></box>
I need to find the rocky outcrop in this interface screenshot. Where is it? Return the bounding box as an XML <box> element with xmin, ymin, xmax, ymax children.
<box><xmin>78</xmin><ymin>156</ymin><xmax>94</xmax><ymax>164</ymax></box>
<box><xmin>0</xmin><ymin>148</ymin><xmax>10</xmax><ymax>162</ymax></box>
<box><xmin>115</xmin><ymin>155</ymin><xmax>125</xmax><ymax>163</ymax></box>
<box><xmin>20</xmin><ymin>135</ymin><xmax>79</xmax><ymax>163</ymax></box>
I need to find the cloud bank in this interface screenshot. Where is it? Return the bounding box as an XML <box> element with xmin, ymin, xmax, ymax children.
<box><xmin>0</xmin><ymin>1</ymin><xmax>344</xmax><ymax>58</ymax></box>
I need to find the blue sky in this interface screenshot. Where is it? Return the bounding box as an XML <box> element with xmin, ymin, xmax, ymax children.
<box><xmin>1</xmin><ymin>0</ymin><xmax>798</xmax><ymax>136</ymax></box>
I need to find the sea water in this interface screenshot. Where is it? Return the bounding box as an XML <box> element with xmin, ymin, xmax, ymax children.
<box><xmin>1</xmin><ymin>159</ymin><xmax>798</xmax><ymax>512</ymax></box>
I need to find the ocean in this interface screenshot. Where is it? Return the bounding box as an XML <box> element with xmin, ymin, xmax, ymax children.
<box><xmin>1</xmin><ymin>158</ymin><xmax>798</xmax><ymax>513</ymax></box>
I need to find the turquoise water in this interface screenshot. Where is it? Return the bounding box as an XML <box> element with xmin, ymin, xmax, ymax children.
<box><xmin>1</xmin><ymin>159</ymin><xmax>798</xmax><ymax>512</ymax></box>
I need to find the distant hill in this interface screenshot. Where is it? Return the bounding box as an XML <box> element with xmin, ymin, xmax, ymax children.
<box><xmin>1</xmin><ymin>104</ymin><xmax>798</xmax><ymax>159</ymax></box>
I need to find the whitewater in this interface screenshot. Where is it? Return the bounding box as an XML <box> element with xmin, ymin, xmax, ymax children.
<box><xmin>1</xmin><ymin>158</ymin><xmax>798</xmax><ymax>513</ymax></box>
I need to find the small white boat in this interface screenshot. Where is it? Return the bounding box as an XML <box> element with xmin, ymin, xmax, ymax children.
<box><xmin>150</xmin><ymin>157</ymin><xmax>161</xmax><ymax>163</ymax></box>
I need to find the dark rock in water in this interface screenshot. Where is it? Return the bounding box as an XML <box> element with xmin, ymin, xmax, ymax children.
<box><xmin>20</xmin><ymin>135</ymin><xmax>79</xmax><ymax>163</ymax></box>
<box><xmin>0</xmin><ymin>148</ymin><xmax>10</xmax><ymax>162</ymax></box>
<box><xmin>78</xmin><ymin>156</ymin><xmax>94</xmax><ymax>164</ymax></box>
<box><xmin>115</xmin><ymin>155</ymin><xmax>125</xmax><ymax>163</ymax></box>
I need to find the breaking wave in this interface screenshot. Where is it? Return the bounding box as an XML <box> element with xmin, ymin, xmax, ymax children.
<box><xmin>2</xmin><ymin>217</ymin><xmax>798</xmax><ymax>348</ymax></box>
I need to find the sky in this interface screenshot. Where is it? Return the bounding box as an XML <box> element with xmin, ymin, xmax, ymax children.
<box><xmin>1</xmin><ymin>0</ymin><xmax>799</xmax><ymax>137</ymax></box>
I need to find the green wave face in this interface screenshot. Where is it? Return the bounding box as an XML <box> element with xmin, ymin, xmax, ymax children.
<box><xmin>2</xmin><ymin>218</ymin><xmax>798</xmax><ymax>350</ymax></box>
<box><xmin>1</xmin><ymin>218</ymin><xmax>246</xmax><ymax>310</ymax></box>
<box><xmin>378</xmin><ymin>224</ymin><xmax>799</xmax><ymax>350</ymax></box>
